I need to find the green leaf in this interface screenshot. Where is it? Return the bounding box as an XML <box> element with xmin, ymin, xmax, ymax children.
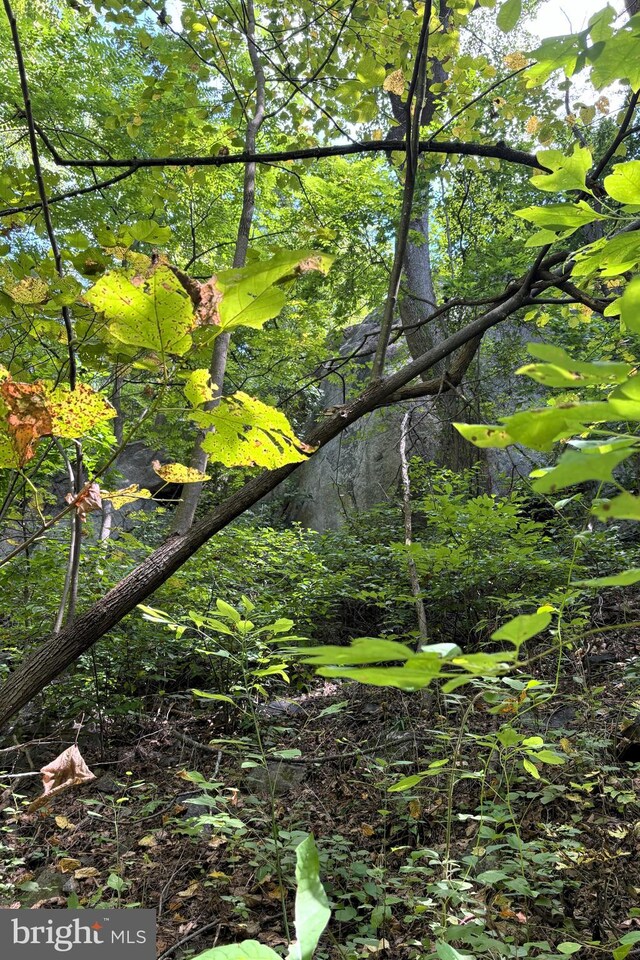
<box><xmin>574</xmin><ymin>568</ymin><xmax>640</xmax><ymax>587</ymax></box>
<box><xmin>530</xmin><ymin>145</ymin><xmax>592</xmax><ymax>193</ymax></box>
<box><xmin>287</xmin><ymin>835</ymin><xmax>331</xmax><ymax>960</ymax></box>
<box><xmin>356</xmin><ymin>54</ymin><xmax>386</xmax><ymax>88</ymax></box>
<box><xmin>191</xmin><ymin>690</ymin><xmax>235</xmax><ymax>703</ymax></box>
<box><xmin>619</xmin><ymin>275</ymin><xmax>640</xmax><ymax>334</ymax></box>
<box><xmin>592</xmin><ymin>492</ymin><xmax>640</xmax><ymax>521</ymax></box>
<box><xmin>388</xmin><ymin>774</ymin><xmax>427</xmax><ymax>792</ymax></box>
<box><xmin>498</xmin><ymin>726</ymin><xmax>521</xmax><ymax>747</ymax></box>
<box><xmin>317</xmin><ymin>665</ymin><xmax>441</xmax><ymax>690</ymax></box>
<box><xmin>192</xmin><ymin>942</ymin><xmax>281</xmax><ymax>960</ymax></box>
<box><xmin>476</xmin><ymin>869</ymin><xmax>510</xmax><ymax>883</ymax></box>
<box><xmin>515</xmin><ymin>200</ymin><xmax>604</xmax><ymax>237</ymax></box>
<box><xmin>492</xmin><ymin>611</ymin><xmax>551</xmax><ymax>647</ymax></box>
<box><xmin>613</xmin><ymin>945</ymin><xmax>633</xmax><ymax>960</ymax></box>
<box><xmin>620</xmin><ymin>933</ymin><xmax>640</xmax><ymax>946</ymax></box>
<box><xmin>194</xmin><ymin>392</ymin><xmax>312</xmax><ymax>469</ymax></box>
<box><xmin>523</xmin><ymin>757</ymin><xmax>540</xmax><ymax>779</ymax></box>
<box><xmin>215</xmin><ymin>250</ymin><xmax>333</xmax><ymax>336</ymax></box>
<box><xmin>184</xmin><ymin>369</ymin><xmax>215</xmax><ymax>407</ymax></box>
<box><xmin>298</xmin><ymin>637</ymin><xmax>414</xmax><ymax>666</ymax></box>
<box><xmin>536</xmin><ymin>749</ymin><xmax>566</xmax><ymax>765</ymax></box>
<box><xmin>525</xmin><ymin>34</ymin><xmax>584</xmax><ymax>87</ymax></box>
<box><xmin>520</xmin><ymin>343</ymin><xmax>631</xmax><ymax>387</ymax></box>
<box><xmin>496</xmin><ymin>0</ymin><xmax>521</xmax><ymax>32</ymax></box>
<box><xmin>436</xmin><ymin>943</ymin><xmax>471</xmax><ymax>960</ymax></box>
<box><xmin>216</xmin><ymin>598</ymin><xmax>241</xmax><ymax>622</ymax></box>
<box><xmin>522</xmin><ymin>736</ymin><xmax>544</xmax><ymax>747</ymax></box>
<box><xmin>557</xmin><ymin>943</ymin><xmax>582</xmax><ymax>955</ymax></box>
<box><xmin>531</xmin><ymin>443</ymin><xmax>637</xmax><ymax>494</ymax></box>
<box><xmin>85</xmin><ymin>266</ymin><xmax>194</xmax><ymax>357</ymax></box>
<box><xmin>453</xmin><ymin>423</ymin><xmax>512</xmax><ymax>448</ymax></box>
<box><xmin>573</xmin><ymin>234</ymin><xmax>640</xmax><ymax>279</ymax></box>
<box><xmin>588</xmin><ymin>18</ymin><xmax>640</xmax><ymax>91</ymax></box>
<box><xmin>499</xmin><ymin>402</ymin><xmax>612</xmax><ymax>451</ymax></box>
<box><xmin>122</xmin><ymin>219</ymin><xmax>172</xmax><ymax>245</ymax></box>
<box><xmin>605</xmin><ymin>160</ymin><xmax>640</xmax><ymax>205</ymax></box>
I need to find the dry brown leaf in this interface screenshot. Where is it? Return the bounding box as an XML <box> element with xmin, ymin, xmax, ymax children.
<box><xmin>74</xmin><ymin>867</ymin><xmax>100</xmax><ymax>879</ymax></box>
<box><xmin>58</xmin><ymin>858</ymin><xmax>81</xmax><ymax>873</ymax></box>
<box><xmin>361</xmin><ymin>824</ymin><xmax>374</xmax><ymax>837</ymax></box>
<box><xmin>27</xmin><ymin>744</ymin><xmax>96</xmax><ymax>812</ymax></box>
<box><xmin>177</xmin><ymin>879</ymin><xmax>201</xmax><ymax>899</ymax></box>
<box><xmin>65</xmin><ymin>482</ymin><xmax>102</xmax><ymax>521</ymax></box>
<box><xmin>197</xmin><ymin>276</ymin><xmax>223</xmax><ymax>326</ymax></box>
<box><xmin>409</xmin><ymin>799</ymin><xmax>421</xmax><ymax>819</ymax></box>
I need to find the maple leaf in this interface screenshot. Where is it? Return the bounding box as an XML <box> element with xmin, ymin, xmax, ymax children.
<box><xmin>1</xmin><ymin>380</ymin><xmax>52</xmax><ymax>465</ymax></box>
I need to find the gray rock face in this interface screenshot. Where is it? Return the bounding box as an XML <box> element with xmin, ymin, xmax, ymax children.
<box><xmin>284</xmin><ymin>314</ymin><xmax>546</xmax><ymax>532</ymax></box>
<box><xmin>284</xmin><ymin>317</ymin><xmax>447</xmax><ymax>531</ymax></box>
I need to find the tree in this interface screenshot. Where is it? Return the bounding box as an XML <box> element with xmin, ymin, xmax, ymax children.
<box><xmin>0</xmin><ymin>0</ymin><xmax>639</xmax><ymax>728</ymax></box>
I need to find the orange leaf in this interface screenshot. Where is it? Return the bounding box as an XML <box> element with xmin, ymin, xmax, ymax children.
<box><xmin>1</xmin><ymin>380</ymin><xmax>51</xmax><ymax>465</ymax></box>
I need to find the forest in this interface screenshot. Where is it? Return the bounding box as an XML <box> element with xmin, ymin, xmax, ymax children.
<box><xmin>1</xmin><ymin>0</ymin><xmax>640</xmax><ymax>956</ymax></box>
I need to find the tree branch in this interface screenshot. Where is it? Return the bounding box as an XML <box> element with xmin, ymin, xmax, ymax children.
<box><xmin>33</xmin><ymin>123</ymin><xmax>544</xmax><ymax>172</ymax></box>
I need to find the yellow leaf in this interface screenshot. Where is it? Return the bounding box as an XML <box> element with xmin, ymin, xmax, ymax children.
<box><xmin>58</xmin><ymin>858</ymin><xmax>82</xmax><ymax>873</ymax></box>
<box><xmin>504</xmin><ymin>51</ymin><xmax>528</xmax><ymax>70</ymax></box>
<box><xmin>409</xmin><ymin>799</ymin><xmax>421</xmax><ymax>819</ymax></box>
<box><xmin>177</xmin><ymin>880</ymin><xmax>201</xmax><ymax>898</ymax></box>
<box><xmin>74</xmin><ymin>867</ymin><xmax>100</xmax><ymax>879</ymax></box>
<box><xmin>383</xmin><ymin>69</ymin><xmax>405</xmax><ymax>95</ymax></box>
<box><xmin>152</xmin><ymin>460</ymin><xmax>210</xmax><ymax>483</ymax></box>
<box><xmin>55</xmin><ymin>815</ymin><xmax>75</xmax><ymax>829</ymax></box>
<box><xmin>361</xmin><ymin>824</ymin><xmax>374</xmax><ymax>837</ymax></box>
<box><xmin>102</xmin><ymin>484</ymin><xmax>152</xmax><ymax>510</ymax></box>
<box><xmin>138</xmin><ymin>835</ymin><xmax>158</xmax><ymax>848</ymax></box>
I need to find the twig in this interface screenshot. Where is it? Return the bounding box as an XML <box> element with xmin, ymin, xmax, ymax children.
<box><xmin>4</xmin><ymin>2</ymin><xmax>76</xmax><ymax>388</ymax></box>
<box><xmin>157</xmin><ymin>921</ymin><xmax>221</xmax><ymax>960</ymax></box>
<box><xmin>592</xmin><ymin>90</ymin><xmax>640</xmax><ymax>180</ymax></box>
<box><xmin>0</xmin><ymin>166</ymin><xmax>138</xmax><ymax>217</ymax></box>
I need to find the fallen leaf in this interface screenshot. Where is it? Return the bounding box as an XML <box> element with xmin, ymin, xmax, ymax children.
<box><xmin>58</xmin><ymin>858</ymin><xmax>81</xmax><ymax>873</ymax></box>
<box><xmin>74</xmin><ymin>867</ymin><xmax>100</xmax><ymax>879</ymax></box>
<box><xmin>55</xmin><ymin>815</ymin><xmax>75</xmax><ymax>830</ymax></box>
<box><xmin>27</xmin><ymin>744</ymin><xmax>96</xmax><ymax>812</ymax></box>
<box><xmin>177</xmin><ymin>880</ymin><xmax>201</xmax><ymax>899</ymax></box>
<box><xmin>137</xmin><ymin>835</ymin><xmax>157</xmax><ymax>848</ymax></box>
<box><xmin>361</xmin><ymin>824</ymin><xmax>374</xmax><ymax>837</ymax></box>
